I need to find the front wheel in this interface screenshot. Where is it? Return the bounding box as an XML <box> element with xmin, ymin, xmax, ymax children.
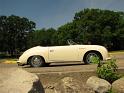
<box><xmin>84</xmin><ymin>52</ymin><xmax>101</xmax><ymax>64</ymax></box>
<box><xmin>29</xmin><ymin>56</ymin><xmax>45</xmax><ymax>67</ymax></box>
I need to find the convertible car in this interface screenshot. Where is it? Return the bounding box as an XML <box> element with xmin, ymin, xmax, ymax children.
<box><xmin>17</xmin><ymin>40</ymin><xmax>110</xmax><ymax>67</ymax></box>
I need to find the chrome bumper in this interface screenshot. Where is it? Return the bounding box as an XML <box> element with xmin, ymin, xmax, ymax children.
<box><xmin>17</xmin><ymin>61</ymin><xmax>25</xmax><ymax>66</ymax></box>
<box><xmin>106</xmin><ymin>57</ymin><xmax>111</xmax><ymax>60</ymax></box>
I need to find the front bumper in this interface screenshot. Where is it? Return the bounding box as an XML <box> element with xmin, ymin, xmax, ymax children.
<box><xmin>101</xmin><ymin>57</ymin><xmax>111</xmax><ymax>63</ymax></box>
<box><xmin>17</xmin><ymin>61</ymin><xmax>25</xmax><ymax>66</ymax></box>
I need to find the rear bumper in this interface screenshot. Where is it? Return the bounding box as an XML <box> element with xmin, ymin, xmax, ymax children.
<box><xmin>101</xmin><ymin>57</ymin><xmax>111</xmax><ymax>63</ymax></box>
<box><xmin>105</xmin><ymin>57</ymin><xmax>111</xmax><ymax>60</ymax></box>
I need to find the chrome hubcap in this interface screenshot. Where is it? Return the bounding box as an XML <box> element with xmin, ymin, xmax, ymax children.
<box><xmin>31</xmin><ymin>56</ymin><xmax>41</xmax><ymax>66</ymax></box>
<box><xmin>86</xmin><ymin>53</ymin><xmax>98</xmax><ymax>63</ymax></box>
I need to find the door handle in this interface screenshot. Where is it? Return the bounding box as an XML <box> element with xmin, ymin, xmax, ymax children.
<box><xmin>50</xmin><ymin>50</ymin><xmax>54</xmax><ymax>52</ymax></box>
<box><xmin>79</xmin><ymin>48</ymin><xmax>85</xmax><ymax>49</ymax></box>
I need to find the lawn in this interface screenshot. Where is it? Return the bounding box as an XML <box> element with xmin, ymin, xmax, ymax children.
<box><xmin>109</xmin><ymin>50</ymin><xmax>124</xmax><ymax>54</ymax></box>
<box><xmin>0</xmin><ymin>58</ymin><xmax>17</xmax><ymax>64</ymax></box>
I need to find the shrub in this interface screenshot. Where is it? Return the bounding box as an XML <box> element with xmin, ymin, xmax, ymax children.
<box><xmin>107</xmin><ymin>88</ymin><xmax>114</xmax><ymax>93</ymax></box>
<box><xmin>92</xmin><ymin>57</ymin><xmax>121</xmax><ymax>84</ymax></box>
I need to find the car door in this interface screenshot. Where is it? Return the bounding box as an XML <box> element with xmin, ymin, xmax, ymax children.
<box><xmin>48</xmin><ymin>45</ymin><xmax>79</xmax><ymax>62</ymax></box>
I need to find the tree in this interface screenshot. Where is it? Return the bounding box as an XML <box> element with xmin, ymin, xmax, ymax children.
<box><xmin>56</xmin><ymin>8</ymin><xmax>124</xmax><ymax>50</ymax></box>
<box><xmin>0</xmin><ymin>16</ymin><xmax>8</xmax><ymax>52</ymax></box>
<box><xmin>1</xmin><ymin>8</ymin><xmax>124</xmax><ymax>54</ymax></box>
<box><xmin>27</xmin><ymin>28</ymin><xmax>56</xmax><ymax>48</ymax></box>
<box><xmin>0</xmin><ymin>15</ymin><xmax>36</xmax><ymax>55</ymax></box>
<box><xmin>27</xmin><ymin>8</ymin><xmax>124</xmax><ymax>50</ymax></box>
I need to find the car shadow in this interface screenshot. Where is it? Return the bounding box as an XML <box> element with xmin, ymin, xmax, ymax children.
<box><xmin>48</xmin><ymin>62</ymin><xmax>85</xmax><ymax>67</ymax></box>
<box><xmin>23</xmin><ymin>62</ymin><xmax>85</xmax><ymax>68</ymax></box>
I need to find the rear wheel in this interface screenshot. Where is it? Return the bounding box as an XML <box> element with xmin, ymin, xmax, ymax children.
<box><xmin>84</xmin><ymin>52</ymin><xmax>101</xmax><ymax>64</ymax></box>
<box><xmin>29</xmin><ymin>56</ymin><xmax>45</xmax><ymax>67</ymax></box>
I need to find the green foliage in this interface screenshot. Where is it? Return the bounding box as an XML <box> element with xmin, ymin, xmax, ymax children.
<box><xmin>107</xmin><ymin>88</ymin><xmax>114</xmax><ymax>93</ymax></box>
<box><xmin>1</xmin><ymin>8</ymin><xmax>124</xmax><ymax>55</ymax></box>
<box><xmin>53</xmin><ymin>8</ymin><xmax>124</xmax><ymax>50</ymax></box>
<box><xmin>90</xmin><ymin>56</ymin><xmax>100</xmax><ymax>64</ymax></box>
<box><xmin>94</xmin><ymin>58</ymin><xmax>121</xmax><ymax>83</ymax></box>
<box><xmin>0</xmin><ymin>15</ymin><xmax>35</xmax><ymax>55</ymax></box>
<box><xmin>27</xmin><ymin>28</ymin><xmax>57</xmax><ymax>48</ymax></box>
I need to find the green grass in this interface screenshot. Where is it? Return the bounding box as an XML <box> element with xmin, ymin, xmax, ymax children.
<box><xmin>0</xmin><ymin>58</ymin><xmax>17</xmax><ymax>63</ymax></box>
<box><xmin>109</xmin><ymin>50</ymin><xmax>124</xmax><ymax>54</ymax></box>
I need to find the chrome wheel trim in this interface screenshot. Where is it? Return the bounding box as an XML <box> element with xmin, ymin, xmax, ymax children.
<box><xmin>31</xmin><ymin>56</ymin><xmax>42</xmax><ymax>67</ymax></box>
<box><xmin>86</xmin><ymin>53</ymin><xmax>98</xmax><ymax>64</ymax></box>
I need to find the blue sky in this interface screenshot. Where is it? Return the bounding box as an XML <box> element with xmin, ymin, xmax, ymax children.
<box><xmin>0</xmin><ymin>0</ymin><xmax>124</xmax><ymax>29</ymax></box>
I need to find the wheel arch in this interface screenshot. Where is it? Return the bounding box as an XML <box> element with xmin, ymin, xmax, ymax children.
<box><xmin>83</xmin><ymin>50</ymin><xmax>103</xmax><ymax>62</ymax></box>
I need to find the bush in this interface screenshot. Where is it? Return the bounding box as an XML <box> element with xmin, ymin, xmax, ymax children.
<box><xmin>107</xmin><ymin>88</ymin><xmax>114</xmax><ymax>93</ymax></box>
<box><xmin>0</xmin><ymin>53</ymin><xmax>8</xmax><ymax>58</ymax></box>
<box><xmin>92</xmin><ymin>57</ymin><xmax>121</xmax><ymax>83</ymax></box>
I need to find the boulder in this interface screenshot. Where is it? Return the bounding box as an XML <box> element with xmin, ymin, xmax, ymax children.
<box><xmin>112</xmin><ymin>77</ymin><xmax>124</xmax><ymax>93</ymax></box>
<box><xmin>0</xmin><ymin>68</ymin><xmax>44</xmax><ymax>93</ymax></box>
<box><xmin>86</xmin><ymin>76</ymin><xmax>111</xmax><ymax>93</ymax></box>
<box><xmin>54</xmin><ymin>77</ymin><xmax>94</xmax><ymax>93</ymax></box>
<box><xmin>44</xmin><ymin>85</ymin><xmax>55</xmax><ymax>93</ymax></box>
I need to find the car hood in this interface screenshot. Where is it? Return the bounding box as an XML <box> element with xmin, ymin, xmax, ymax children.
<box><xmin>22</xmin><ymin>46</ymin><xmax>43</xmax><ymax>54</ymax></box>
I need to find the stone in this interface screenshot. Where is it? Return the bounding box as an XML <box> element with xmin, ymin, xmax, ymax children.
<box><xmin>54</xmin><ymin>77</ymin><xmax>95</xmax><ymax>93</ymax></box>
<box><xmin>0</xmin><ymin>68</ymin><xmax>44</xmax><ymax>93</ymax></box>
<box><xmin>86</xmin><ymin>76</ymin><xmax>111</xmax><ymax>93</ymax></box>
<box><xmin>44</xmin><ymin>85</ymin><xmax>55</xmax><ymax>93</ymax></box>
<box><xmin>112</xmin><ymin>77</ymin><xmax>124</xmax><ymax>93</ymax></box>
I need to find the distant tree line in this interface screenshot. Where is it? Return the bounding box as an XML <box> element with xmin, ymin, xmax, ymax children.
<box><xmin>0</xmin><ymin>8</ymin><xmax>124</xmax><ymax>56</ymax></box>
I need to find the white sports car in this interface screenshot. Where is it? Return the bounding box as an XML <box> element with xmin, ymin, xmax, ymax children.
<box><xmin>17</xmin><ymin>40</ymin><xmax>110</xmax><ymax>67</ymax></box>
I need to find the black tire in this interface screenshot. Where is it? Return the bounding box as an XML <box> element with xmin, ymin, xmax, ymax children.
<box><xmin>84</xmin><ymin>52</ymin><xmax>101</xmax><ymax>64</ymax></box>
<box><xmin>29</xmin><ymin>56</ymin><xmax>45</xmax><ymax>67</ymax></box>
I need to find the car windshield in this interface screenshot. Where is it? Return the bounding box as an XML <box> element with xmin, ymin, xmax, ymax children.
<box><xmin>67</xmin><ymin>39</ymin><xmax>78</xmax><ymax>45</ymax></box>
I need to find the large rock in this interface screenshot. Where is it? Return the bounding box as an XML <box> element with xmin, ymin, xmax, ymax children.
<box><xmin>112</xmin><ymin>77</ymin><xmax>124</xmax><ymax>93</ymax></box>
<box><xmin>44</xmin><ymin>85</ymin><xmax>55</xmax><ymax>93</ymax></box>
<box><xmin>86</xmin><ymin>76</ymin><xmax>111</xmax><ymax>93</ymax></box>
<box><xmin>54</xmin><ymin>77</ymin><xmax>94</xmax><ymax>93</ymax></box>
<box><xmin>0</xmin><ymin>68</ymin><xmax>44</xmax><ymax>93</ymax></box>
